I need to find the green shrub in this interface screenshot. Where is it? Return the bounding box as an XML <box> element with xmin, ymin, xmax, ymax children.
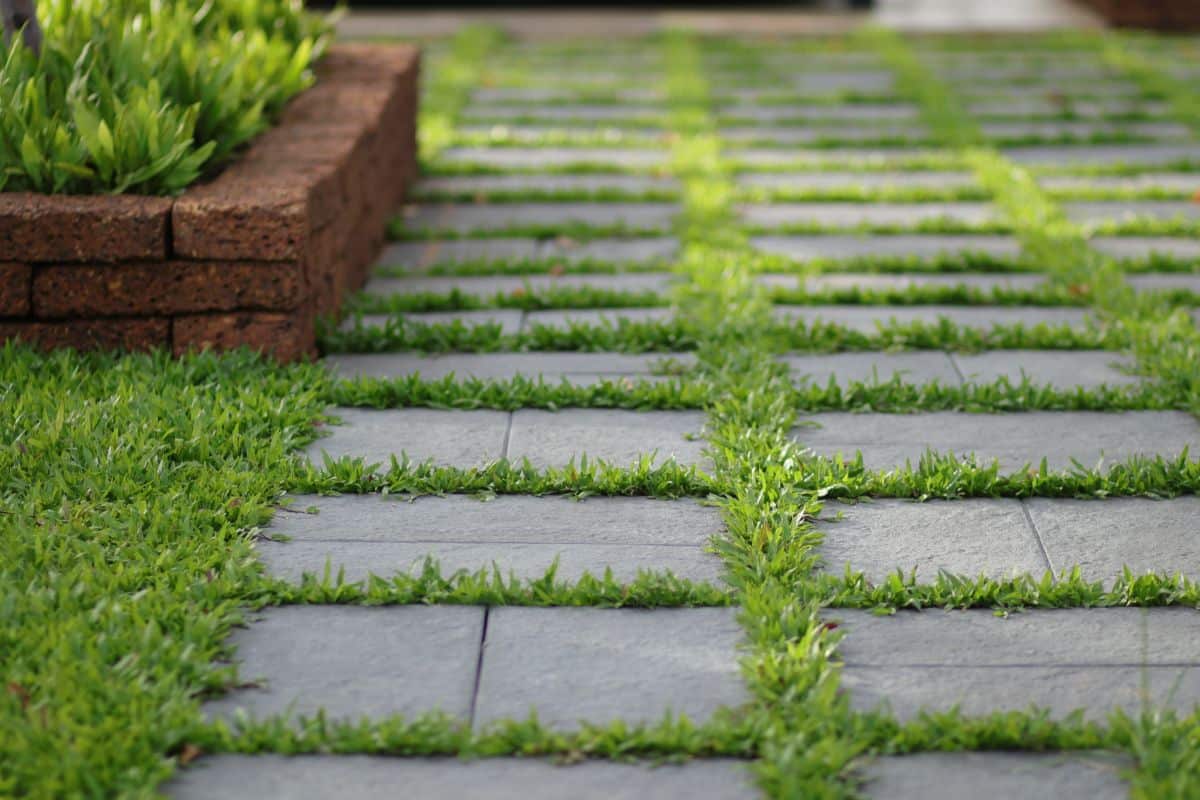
<box><xmin>0</xmin><ymin>0</ymin><xmax>330</xmax><ymax>195</ymax></box>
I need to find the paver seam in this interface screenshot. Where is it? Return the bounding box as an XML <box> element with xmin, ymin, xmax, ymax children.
<box><xmin>468</xmin><ymin>606</ymin><xmax>491</xmax><ymax>729</ymax></box>
<box><xmin>1018</xmin><ymin>499</ymin><xmax>1057</xmax><ymax>578</ymax></box>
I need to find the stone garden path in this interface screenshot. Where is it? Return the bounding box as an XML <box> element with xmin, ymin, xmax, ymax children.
<box><xmin>169</xmin><ymin>28</ymin><xmax>1200</xmax><ymax>800</ymax></box>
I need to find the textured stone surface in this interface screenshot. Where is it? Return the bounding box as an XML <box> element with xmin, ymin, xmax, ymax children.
<box><xmin>794</xmin><ymin>410</ymin><xmax>1200</xmax><ymax>470</ymax></box>
<box><xmin>507</xmin><ymin>409</ymin><xmax>708</xmax><ymax>468</ymax></box>
<box><xmin>741</xmin><ymin>202</ymin><xmax>997</xmax><ymax>228</ymax></box>
<box><xmin>327</xmin><ymin>351</ymin><xmax>695</xmax><ymax>381</ymax></box>
<box><xmin>775</xmin><ymin>304</ymin><xmax>1089</xmax><ymax>333</ymax></box>
<box><xmin>460</xmin><ymin>104</ymin><xmax>665</xmax><ymax>121</ymax></box>
<box><xmin>204</xmin><ymin>606</ymin><xmax>483</xmax><ymax>723</ymax></box>
<box><xmin>258</xmin><ymin>494</ymin><xmax>725</xmax><ymax>583</ymax></box>
<box><xmin>306</xmin><ymin>407</ymin><xmax>510</xmax><ymax>468</ymax></box>
<box><xmin>816</xmin><ymin>498</ymin><xmax>1047</xmax><ymax>581</ymax></box>
<box><xmin>784</xmin><ymin>351</ymin><xmax>960</xmax><ymax>386</ymax></box>
<box><xmin>342</xmin><ymin>310</ymin><xmax>525</xmax><ymax>335</ymax></box>
<box><xmin>751</xmin><ymin>234</ymin><xmax>1021</xmax><ymax>261</ymax></box>
<box><xmin>858</xmin><ymin>752</ymin><xmax>1130</xmax><ymax>800</ymax></box>
<box><xmin>524</xmin><ymin>307</ymin><xmax>675</xmax><ymax>329</ymax></box>
<box><xmin>761</xmin><ymin>272</ymin><xmax>1045</xmax><ymax>292</ymax></box>
<box><xmin>0</xmin><ymin>263</ymin><xmax>31</xmax><ymax>317</ymax></box>
<box><xmin>360</xmin><ymin>271</ymin><xmax>677</xmax><ymax>298</ymax></box>
<box><xmin>1041</xmin><ymin>173</ymin><xmax>1200</xmax><ymax>192</ymax></box>
<box><xmin>540</xmin><ymin>236</ymin><xmax>680</xmax><ymax>263</ymax></box>
<box><xmin>721</xmin><ymin>126</ymin><xmax>929</xmax><ymax>144</ymax></box>
<box><xmin>1127</xmin><ymin>273</ymin><xmax>1200</xmax><ymax>293</ymax></box>
<box><xmin>717</xmin><ymin>104</ymin><xmax>919</xmax><ymax>121</ymax></box>
<box><xmin>401</xmin><ymin>202</ymin><xmax>678</xmax><ymax>234</ymax></box>
<box><xmin>1025</xmin><ymin>496</ymin><xmax>1200</xmax><ymax>583</ymax></box>
<box><xmin>738</xmin><ymin>171</ymin><xmax>977</xmax><ymax>190</ymax></box>
<box><xmin>418</xmin><ymin>174</ymin><xmax>679</xmax><ymax>194</ymax></box>
<box><xmin>1063</xmin><ymin>200</ymin><xmax>1200</xmax><ymax>225</ymax></box>
<box><xmin>0</xmin><ymin>318</ymin><xmax>169</xmax><ymax>353</ymax></box>
<box><xmin>376</xmin><ymin>239</ymin><xmax>542</xmax><ymax>269</ymax></box>
<box><xmin>834</xmin><ymin>607</ymin><xmax>1200</xmax><ymax>720</ymax></box>
<box><xmin>168</xmin><ymin>756</ymin><xmax>757</xmax><ymax>800</ymax></box>
<box><xmin>0</xmin><ymin>193</ymin><xmax>171</xmax><ymax>262</ymax></box>
<box><xmin>982</xmin><ymin>120</ymin><xmax>1190</xmax><ymax>140</ymax></box>
<box><xmin>732</xmin><ymin>147</ymin><xmax>937</xmax><ymax>167</ymax></box>
<box><xmin>474</xmin><ymin>607</ymin><xmax>747</xmax><ymax>728</ymax></box>
<box><xmin>950</xmin><ymin>350</ymin><xmax>1139</xmax><ymax>389</ymax></box>
<box><xmin>1005</xmin><ymin>144</ymin><xmax>1200</xmax><ymax>166</ymax></box>
<box><xmin>173</xmin><ymin>308</ymin><xmax>315</xmax><ymax>362</ymax></box>
<box><xmin>1090</xmin><ymin>237</ymin><xmax>1200</xmax><ymax>260</ymax></box>
<box><xmin>437</xmin><ymin>147</ymin><xmax>668</xmax><ymax>168</ymax></box>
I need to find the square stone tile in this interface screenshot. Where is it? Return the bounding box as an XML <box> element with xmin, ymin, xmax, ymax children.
<box><xmin>375</xmin><ymin>239</ymin><xmax>542</xmax><ymax>270</ymax></box>
<box><xmin>306</xmin><ymin>408</ymin><xmax>509</xmax><ymax>469</ymax></box>
<box><xmin>775</xmin><ymin>304</ymin><xmax>1090</xmax><ymax>333</ymax></box>
<box><xmin>816</xmin><ymin>498</ymin><xmax>1048</xmax><ymax>581</ymax></box>
<box><xmin>741</xmin><ymin>202</ymin><xmax>997</xmax><ymax>228</ymax></box>
<box><xmin>507</xmin><ymin>409</ymin><xmax>708</xmax><ymax>468</ymax></box>
<box><xmin>204</xmin><ymin>606</ymin><xmax>483</xmax><ymax>723</ymax></box>
<box><xmin>341</xmin><ymin>310</ymin><xmax>525</xmax><ymax>335</ymax></box>
<box><xmin>474</xmin><ymin>607</ymin><xmax>747</xmax><ymax>729</ymax></box>
<box><xmin>783</xmin><ymin>352</ymin><xmax>960</xmax><ymax>386</ymax></box>
<box><xmin>950</xmin><ymin>350</ymin><xmax>1139</xmax><ymax>389</ymax></box>
<box><xmin>794</xmin><ymin>410</ymin><xmax>1200</xmax><ymax>471</ymax></box>
<box><xmin>858</xmin><ymin>752</ymin><xmax>1130</xmax><ymax>800</ymax></box>
<box><xmin>403</xmin><ymin>203</ymin><xmax>678</xmax><ymax>234</ymax></box>
<box><xmin>750</xmin><ymin>234</ymin><xmax>1022</xmax><ymax>261</ymax></box>
<box><xmin>167</xmin><ymin>756</ymin><xmax>758</xmax><ymax>800</ymax></box>
<box><xmin>259</xmin><ymin>494</ymin><xmax>725</xmax><ymax>584</ymax></box>
<box><xmin>327</xmin><ymin>352</ymin><xmax>695</xmax><ymax>381</ymax></box>
<box><xmin>1025</xmin><ymin>496</ymin><xmax>1200</xmax><ymax>584</ymax></box>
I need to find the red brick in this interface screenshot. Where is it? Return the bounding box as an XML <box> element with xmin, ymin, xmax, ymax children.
<box><xmin>0</xmin><ymin>194</ymin><xmax>171</xmax><ymax>263</ymax></box>
<box><xmin>33</xmin><ymin>261</ymin><xmax>304</xmax><ymax>318</ymax></box>
<box><xmin>172</xmin><ymin>307</ymin><xmax>316</xmax><ymax>363</ymax></box>
<box><xmin>0</xmin><ymin>318</ymin><xmax>168</xmax><ymax>352</ymax></box>
<box><xmin>0</xmin><ymin>263</ymin><xmax>31</xmax><ymax>317</ymax></box>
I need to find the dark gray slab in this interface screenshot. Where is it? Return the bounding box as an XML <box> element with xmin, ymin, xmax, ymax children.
<box><xmin>327</xmin><ymin>351</ymin><xmax>695</xmax><ymax>381</ymax></box>
<box><xmin>1006</xmin><ymin>145</ymin><xmax>1200</xmax><ymax>166</ymax></box>
<box><xmin>817</xmin><ymin>498</ymin><xmax>1047</xmax><ymax>581</ymax></box>
<box><xmin>738</xmin><ymin>171</ymin><xmax>977</xmax><ymax>190</ymax></box>
<box><xmin>732</xmin><ymin>148</ymin><xmax>939</xmax><ymax>167</ymax></box>
<box><xmin>1127</xmin><ymin>273</ymin><xmax>1200</xmax><ymax>293</ymax></box>
<box><xmin>417</xmin><ymin>174</ymin><xmax>679</xmax><ymax>194</ymax></box>
<box><xmin>474</xmin><ymin>87</ymin><xmax>663</xmax><ymax>102</ymax></box>
<box><xmin>360</xmin><ymin>272</ymin><xmax>677</xmax><ymax>298</ymax></box>
<box><xmin>403</xmin><ymin>203</ymin><xmax>678</xmax><ymax>233</ymax></box>
<box><xmin>775</xmin><ymin>304</ymin><xmax>1090</xmax><ymax>333</ymax></box>
<box><xmin>784</xmin><ymin>351</ymin><xmax>960</xmax><ymax>386</ymax></box>
<box><xmin>454</xmin><ymin>125</ymin><xmax>659</xmax><ymax>145</ymax></box>
<box><xmin>258</xmin><ymin>494</ymin><xmax>724</xmax><ymax>583</ymax></box>
<box><xmin>1026</xmin><ymin>496</ymin><xmax>1200</xmax><ymax>584</ymax></box>
<box><xmin>342</xmin><ymin>310</ymin><xmax>525</xmax><ymax>335</ymax></box>
<box><xmin>460</xmin><ymin>104</ymin><xmax>665</xmax><ymax>122</ymax></box>
<box><xmin>1091</xmin><ymin>237</ymin><xmax>1200</xmax><ymax>261</ymax></box>
<box><xmin>721</xmin><ymin>126</ymin><xmax>929</xmax><ymax>144</ymax></box>
<box><xmin>751</xmin><ymin>234</ymin><xmax>1021</xmax><ymax>261</ymax></box>
<box><xmin>540</xmin><ymin>236</ymin><xmax>680</xmax><ymax>263</ymax></box>
<box><xmin>858</xmin><ymin>752</ymin><xmax>1130</xmax><ymax>800</ymax></box>
<box><xmin>717</xmin><ymin>104</ymin><xmax>919</xmax><ymax>121</ymax></box>
<box><xmin>1042</xmin><ymin>173</ymin><xmax>1200</xmax><ymax>193</ymax></box>
<box><xmin>306</xmin><ymin>408</ymin><xmax>509</xmax><ymax>469</ymax></box>
<box><xmin>524</xmin><ymin>307</ymin><xmax>675</xmax><ymax>328</ymax></box>
<box><xmin>788</xmin><ymin>71</ymin><xmax>894</xmax><ymax>91</ymax></box>
<box><xmin>834</xmin><ymin>607</ymin><xmax>1200</xmax><ymax>720</ymax></box>
<box><xmin>437</xmin><ymin>148</ymin><xmax>668</xmax><ymax>169</ymax></box>
<box><xmin>794</xmin><ymin>410</ymin><xmax>1200</xmax><ymax>471</ymax></box>
<box><xmin>376</xmin><ymin>239</ymin><xmax>541</xmax><ymax>269</ymax></box>
<box><xmin>761</xmin><ymin>272</ymin><xmax>1045</xmax><ymax>292</ymax></box>
<box><xmin>474</xmin><ymin>607</ymin><xmax>747</xmax><ymax>729</ymax></box>
<box><xmin>741</xmin><ymin>202</ymin><xmax>997</xmax><ymax>228</ymax></box>
<box><xmin>950</xmin><ymin>350</ymin><xmax>1139</xmax><ymax>389</ymax></box>
<box><xmin>204</xmin><ymin>606</ymin><xmax>483</xmax><ymax>723</ymax></box>
<box><xmin>507</xmin><ymin>409</ymin><xmax>708</xmax><ymax>468</ymax></box>
<box><xmin>1064</xmin><ymin>201</ymin><xmax>1200</xmax><ymax>225</ymax></box>
<box><xmin>983</xmin><ymin>120</ymin><xmax>1190</xmax><ymax>140</ymax></box>
<box><xmin>971</xmin><ymin>99</ymin><xmax>1171</xmax><ymax>117</ymax></box>
<box><xmin>167</xmin><ymin>756</ymin><xmax>758</xmax><ymax>800</ymax></box>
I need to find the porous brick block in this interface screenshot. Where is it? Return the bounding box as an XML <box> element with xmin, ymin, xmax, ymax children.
<box><xmin>173</xmin><ymin>306</ymin><xmax>316</xmax><ymax>362</ymax></box>
<box><xmin>0</xmin><ymin>318</ymin><xmax>168</xmax><ymax>351</ymax></box>
<box><xmin>0</xmin><ymin>263</ymin><xmax>31</xmax><ymax>316</ymax></box>
<box><xmin>32</xmin><ymin>262</ymin><xmax>303</xmax><ymax>318</ymax></box>
<box><xmin>0</xmin><ymin>194</ymin><xmax>171</xmax><ymax>262</ymax></box>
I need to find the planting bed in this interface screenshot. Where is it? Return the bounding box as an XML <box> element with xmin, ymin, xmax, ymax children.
<box><xmin>0</xmin><ymin>43</ymin><xmax>419</xmax><ymax>361</ymax></box>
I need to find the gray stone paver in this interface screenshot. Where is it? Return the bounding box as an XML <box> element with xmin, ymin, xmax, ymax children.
<box><xmin>507</xmin><ymin>409</ymin><xmax>709</xmax><ymax>468</ymax></box>
<box><xmin>740</xmin><ymin>202</ymin><xmax>998</xmax><ymax>228</ymax></box>
<box><xmin>1090</xmin><ymin>236</ymin><xmax>1200</xmax><ymax>260</ymax></box>
<box><xmin>1063</xmin><ymin>200</ymin><xmax>1200</xmax><ymax>225</ymax></box>
<box><xmin>738</xmin><ymin>171</ymin><xmax>978</xmax><ymax>190</ymax></box>
<box><xmin>970</xmin><ymin>99</ymin><xmax>1171</xmax><ymax>117</ymax></box>
<box><xmin>359</xmin><ymin>271</ymin><xmax>678</xmax><ymax>298</ymax></box>
<box><xmin>775</xmin><ymin>304</ymin><xmax>1090</xmax><ymax>333</ymax></box>
<box><xmin>720</xmin><ymin>126</ymin><xmax>929</xmax><ymax>144</ymax></box>
<box><xmin>1005</xmin><ymin>144</ymin><xmax>1200</xmax><ymax>166</ymax></box>
<box><xmin>204</xmin><ymin>606</ymin><xmax>483</xmax><ymax>723</ymax></box>
<box><xmin>983</xmin><ymin>120</ymin><xmax>1191</xmax><ymax>140</ymax></box>
<box><xmin>306</xmin><ymin>408</ymin><xmax>509</xmax><ymax>469</ymax></box>
<box><xmin>524</xmin><ymin>307</ymin><xmax>675</xmax><ymax>329</ymax></box>
<box><xmin>731</xmin><ymin>147</ymin><xmax>938</xmax><ymax>167</ymax></box>
<box><xmin>417</xmin><ymin>174</ymin><xmax>679</xmax><ymax>194</ymax></box>
<box><xmin>950</xmin><ymin>350</ymin><xmax>1139</xmax><ymax>389</ymax></box>
<box><xmin>833</xmin><ymin>607</ymin><xmax>1200</xmax><ymax>720</ymax></box>
<box><xmin>750</xmin><ymin>234</ymin><xmax>1022</xmax><ymax>261</ymax></box>
<box><xmin>1127</xmin><ymin>273</ymin><xmax>1200</xmax><ymax>293</ymax></box>
<box><xmin>858</xmin><ymin>752</ymin><xmax>1130</xmax><ymax>800</ymax></box>
<box><xmin>716</xmin><ymin>104</ymin><xmax>919</xmax><ymax>121</ymax></box>
<box><xmin>168</xmin><ymin>756</ymin><xmax>758</xmax><ymax>800</ymax></box>
<box><xmin>1041</xmin><ymin>173</ymin><xmax>1200</xmax><ymax>193</ymax></box>
<box><xmin>436</xmin><ymin>147</ymin><xmax>668</xmax><ymax>168</ymax></box>
<box><xmin>1025</xmin><ymin>496</ymin><xmax>1200</xmax><ymax>583</ymax></box>
<box><xmin>794</xmin><ymin>410</ymin><xmax>1200</xmax><ymax>471</ymax></box>
<box><xmin>540</xmin><ymin>236</ymin><xmax>681</xmax><ymax>262</ymax></box>
<box><xmin>784</xmin><ymin>351</ymin><xmax>960</xmax><ymax>386</ymax></box>
<box><xmin>257</xmin><ymin>494</ymin><xmax>725</xmax><ymax>583</ymax></box>
<box><xmin>342</xmin><ymin>310</ymin><xmax>525</xmax><ymax>335</ymax></box>
<box><xmin>402</xmin><ymin>202</ymin><xmax>678</xmax><ymax>234</ymax></box>
<box><xmin>760</xmin><ymin>272</ymin><xmax>1045</xmax><ymax>292</ymax></box>
<box><xmin>376</xmin><ymin>239</ymin><xmax>541</xmax><ymax>269</ymax></box>
<box><xmin>816</xmin><ymin>499</ymin><xmax>1048</xmax><ymax>581</ymax></box>
<box><xmin>326</xmin><ymin>351</ymin><xmax>695</xmax><ymax>381</ymax></box>
<box><xmin>473</xmin><ymin>607</ymin><xmax>747</xmax><ymax>729</ymax></box>
<box><xmin>459</xmin><ymin>104</ymin><xmax>665</xmax><ymax>122</ymax></box>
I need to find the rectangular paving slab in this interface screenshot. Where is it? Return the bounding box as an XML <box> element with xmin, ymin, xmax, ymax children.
<box><xmin>738</xmin><ymin>171</ymin><xmax>978</xmax><ymax>190</ymax></box>
<box><xmin>326</xmin><ymin>351</ymin><xmax>695</xmax><ymax>382</ymax></box>
<box><xmin>341</xmin><ymin>310</ymin><xmax>525</xmax><ymax>335</ymax></box>
<box><xmin>305</xmin><ymin>408</ymin><xmax>509</xmax><ymax>470</ymax></box>
<box><xmin>720</xmin><ymin>127</ymin><xmax>930</xmax><ymax>145</ymax></box>
<box><xmin>731</xmin><ymin>147</ymin><xmax>939</xmax><ymax>167</ymax></box>
<box><xmin>257</xmin><ymin>494</ymin><xmax>725</xmax><ymax>584</ymax></box>
<box><xmin>460</xmin><ymin>104</ymin><xmax>666</xmax><ymax>122</ymax></box>
<box><xmin>417</xmin><ymin>174</ymin><xmax>680</xmax><ymax>194</ymax></box>
<box><xmin>359</xmin><ymin>272</ymin><xmax>678</xmax><ymax>299</ymax></box>
<box><xmin>1005</xmin><ymin>144</ymin><xmax>1200</xmax><ymax>166</ymax></box>
<box><xmin>1090</xmin><ymin>236</ymin><xmax>1200</xmax><ymax>261</ymax></box>
<box><xmin>540</xmin><ymin>236</ymin><xmax>681</xmax><ymax>263</ymax></box>
<box><xmin>524</xmin><ymin>307</ymin><xmax>676</xmax><ymax>329</ymax></box>
<box><xmin>982</xmin><ymin>120</ymin><xmax>1191</xmax><ymax>140</ymax></box>
<box><xmin>167</xmin><ymin>755</ymin><xmax>758</xmax><ymax>800</ymax></box>
<box><xmin>794</xmin><ymin>410</ymin><xmax>1200</xmax><ymax>471</ymax></box>
<box><xmin>507</xmin><ymin>409</ymin><xmax>709</xmax><ymax>468</ymax></box>
<box><xmin>402</xmin><ymin>203</ymin><xmax>678</xmax><ymax>234</ymax></box>
<box><xmin>816</xmin><ymin>498</ymin><xmax>1048</xmax><ymax>582</ymax></box>
<box><xmin>1025</xmin><ymin>496</ymin><xmax>1200</xmax><ymax>585</ymax></box>
<box><xmin>716</xmin><ymin>104</ymin><xmax>920</xmax><ymax>121</ymax></box>
<box><xmin>833</xmin><ymin>607</ymin><xmax>1200</xmax><ymax>720</ymax></box>
<box><xmin>740</xmin><ymin>202</ymin><xmax>998</xmax><ymax>228</ymax></box>
<box><xmin>203</xmin><ymin>606</ymin><xmax>483</xmax><ymax>724</ymax></box>
<box><xmin>1064</xmin><ymin>200</ymin><xmax>1200</xmax><ymax>225</ymax></box>
<box><xmin>1040</xmin><ymin>173</ymin><xmax>1200</xmax><ymax>193</ymax></box>
<box><xmin>436</xmin><ymin>147</ymin><xmax>668</xmax><ymax>169</ymax></box>
<box><xmin>474</xmin><ymin>607</ymin><xmax>747</xmax><ymax>729</ymax></box>
<box><xmin>761</xmin><ymin>272</ymin><xmax>1046</xmax><ymax>293</ymax></box>
<box><xmin>949</xmin><ymin>350</ymin><xmax>1139</xmax><ymax>389</ymax></box>
<box><xmin>857</xmin><ymin>752</ymin><xmax>1130</xmax><ymax>800</ymax></box>
<box><xmin>775</xmin><ymin>304</ymin><xmax>1090</xmax><ymax>333</ymax></box>
<box><xmin>376</xmin><ymin>239</ymin><xmax>542</xmax><ymax>269</ymax></box>
<box><xmin>750</xmin><ymin>234</ymin><xmax>1022</xmax><ymax>261</ymax></box>
<box><xmin>784</xmin><ymin>351</ymin><xmax>960</xmax><ymax>387</ymax></box>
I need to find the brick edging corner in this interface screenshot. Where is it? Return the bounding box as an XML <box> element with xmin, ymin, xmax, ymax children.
<box><xmin>0</xmin><ymin>43</ymin><xmax>420</xmax><ymax>362</ymax></box>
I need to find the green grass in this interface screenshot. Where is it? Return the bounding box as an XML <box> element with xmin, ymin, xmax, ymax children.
<box><xmin>0</xmin><ymin>0</ymin><xmax>328</xmax><ymax>194</ymax></box>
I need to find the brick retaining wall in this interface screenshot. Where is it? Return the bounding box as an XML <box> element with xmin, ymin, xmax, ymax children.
<box><xmin>0</xmin><ymin>43</ymin><xmax>419</xmax><ymax>362</ymax></box>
